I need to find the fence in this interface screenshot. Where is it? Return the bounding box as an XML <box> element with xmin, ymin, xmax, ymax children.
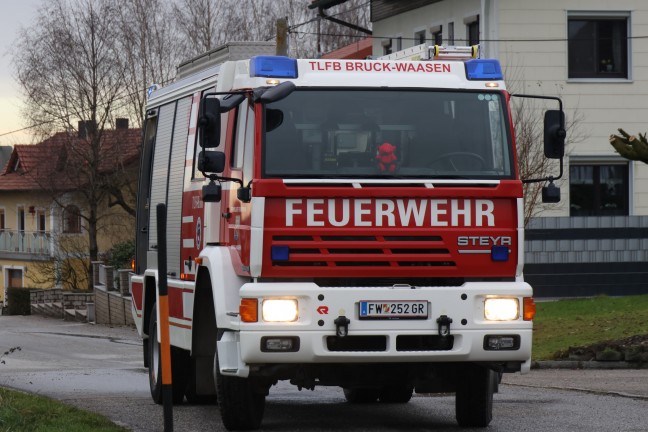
<box><xmin>0</xmin><ymin>230</ymin><xmax>51</xmax><ymax>255</ymax></box>
<box><xmin>92</xmin><ymin>261</ymin><xmax>134</xmax><ymax>327</ymax></box>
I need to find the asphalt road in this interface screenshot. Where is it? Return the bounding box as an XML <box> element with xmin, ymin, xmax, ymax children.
<box><xmin>1</xmin><ymin>314</ymin><xmax>647</xmax><ymax>432</ymax></box>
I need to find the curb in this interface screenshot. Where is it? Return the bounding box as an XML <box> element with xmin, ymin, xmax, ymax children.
<box><xmin>532</xmin><ymin>360</ymin><xmax>648</xmax><ymax>370</ymax></box>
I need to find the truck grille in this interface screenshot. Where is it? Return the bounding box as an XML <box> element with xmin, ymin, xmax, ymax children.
<box><xmin>271</xmin><ymin>235</ymin><xmax>456</xmax><ymax>268</ymax></box>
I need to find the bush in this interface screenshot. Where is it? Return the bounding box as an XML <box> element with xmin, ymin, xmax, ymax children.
<box><xmin>106</xmin><ymin>240</ymin><xmax>135</xmax><ymax>270</ymax></box>
<box><xmin>6</xmin><ymin>288</ymin><xmax>32</xmax><ymax>315</ymax></box>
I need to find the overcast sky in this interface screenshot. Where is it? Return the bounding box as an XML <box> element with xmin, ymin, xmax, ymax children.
<box><xmin>0</xmin><ymin>0</ymin><xmax>42</xmax><ymax>146</ymax></box>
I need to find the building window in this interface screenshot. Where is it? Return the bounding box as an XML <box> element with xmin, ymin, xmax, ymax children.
<box><xmin>414</xmin><ymin>30</ymin><xmax>426</xmax><ymax>45</ymax></box>
<box><xmin>18</xmin><ymin>208</ymin><xmax>25</xmax><ymax>232</ymax></box>
<box><xmin>382</xmin><ymin>39</ymin><xmax>392</xmax><ymax>55</ymax></box>
<box><xmin>0</xmin><ymin>209</ymin><xmax>4</xmax><ymax>230</ymax></box>
<box><xmin>395</xmin><ymin>36</ymin><xmax>402</xmax><ymax>52</ymax></box>
<box><xmin>568</xmin><ymin>14</ymin><xmax>629</xmax><ymax>79</ymax></box>
<box><xmin>448</xmin><ymin>22</ymin><xmax>455</xmax><ymax>45</ymax></box>
<box><xmin>465</xmin><ymin>15</ymin><xmax>480</xmax><ymax>45</ymax></box>
<box><xmin>37</xmin><ymin>210</ymin><xmax>46</xmax><ymax>232</ymax></box>
<box><xmin>63</xmin><ymin>205</ymin><xmax>81</xmax><ymax>233</ymax></box>
<box><xmin>570</xmin><ymin>163</ymin><xmax>629</xmax><ymax>216</ymax></box>
<box><xmin>432</xmin><ymin>26</ymin><xmax>443</xmax><ymax>45</ymax></box>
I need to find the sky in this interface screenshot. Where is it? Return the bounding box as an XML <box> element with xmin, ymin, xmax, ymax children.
<box><xmin>0</xmin><ymin>0</ymin><xmax>42</xmax><ymax>147</ymax></box>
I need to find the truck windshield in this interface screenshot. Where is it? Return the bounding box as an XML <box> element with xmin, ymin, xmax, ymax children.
<box><xmin>263</xmin><ymin>89</ymin><xmax>513</xmax><ymax>179</ymax></box>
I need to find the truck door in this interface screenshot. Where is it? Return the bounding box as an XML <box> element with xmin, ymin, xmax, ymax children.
<box><xmin>147</xmin><ymin>97</ymin><xmax>192</xmax><ymax>277</ymax></box>
<box><xmin>221</xmin><ymin>99</ymin><xmax>254</xmax><ymax>273</ymax></box>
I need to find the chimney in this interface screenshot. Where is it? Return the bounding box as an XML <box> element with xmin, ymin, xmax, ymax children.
<box><xmin>77</xmin><ymin>120</ymin><xmax>96</xmax><ymax>138</ymax></box>
<box><xmin>78</xmin><ymin>120</ymin><xmax>86</xmax><ymax>138</ymax></box>
<box><xmin>116</xmin><ymin>118</ymin><xmax>129</xmax><ymax>130</ymax></box>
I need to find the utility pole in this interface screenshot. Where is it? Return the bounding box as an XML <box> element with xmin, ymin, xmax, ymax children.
<box><xmin>276</xmin><ymin>17</ymin><xmax>288</xmax><ymax>56</ymax></box>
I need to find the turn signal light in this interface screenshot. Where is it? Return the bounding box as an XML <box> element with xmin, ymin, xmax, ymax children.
<box><xmin>523</xmin><ymin>297</ymin><xmax>536</xmax><ymax>321</ymax></box>
<box><xmin>240</xmin><ymin>298</ymin><xmax>258</xmax><ymax>322</ymax></box>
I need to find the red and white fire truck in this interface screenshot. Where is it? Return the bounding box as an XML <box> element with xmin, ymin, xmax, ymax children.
<box><xmin>130</xmin><ymin>42</ymin><xmax>565</xmax><ymax>429</ymax></box>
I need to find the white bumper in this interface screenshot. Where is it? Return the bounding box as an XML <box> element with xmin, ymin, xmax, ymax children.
<box><xmin>223</xmin><ymin>281</ymin><xmax>533</xmax><ymax>375</ymax></box>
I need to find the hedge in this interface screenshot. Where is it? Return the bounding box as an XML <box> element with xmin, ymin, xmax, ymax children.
<box><xmin>6</xmin><ymin>288</ymin><xmax>32</xmax><ymax>315</ymax></box>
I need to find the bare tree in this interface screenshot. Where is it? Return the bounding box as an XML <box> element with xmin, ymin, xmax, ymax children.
<box><xmin>12</xmin><ymin>0</ymin><xmax>138</xmax><ymax>289</ymax></box>
<box><xmin>171</xmin><ymin>0</ymin><xmax>371</xmax><ymax>60</ymax></box>
<box><xmin>115</xmin><ymin>0</ymin><xmax>183</xmax><ymax>129</ymax></box>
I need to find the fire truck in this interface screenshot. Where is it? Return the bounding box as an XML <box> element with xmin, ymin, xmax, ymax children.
<box><xmin>130</xmin><ymin>41</ymin><xmax>565</xmax><ymax>430</ymax></box>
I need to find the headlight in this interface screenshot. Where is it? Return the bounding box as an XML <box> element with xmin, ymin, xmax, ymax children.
<box><xmin>484</xmin><ymin>298</ymin><xmax>519</xmax><ymax>321</ymax></box>
<box><xmin>262</xmin><ymin>299</ymin><xmax>298</xmax><ymax>322</ymax></box>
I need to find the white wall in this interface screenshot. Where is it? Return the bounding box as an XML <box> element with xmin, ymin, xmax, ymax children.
<box><xmin>373</xmin><ymin>0</ymin><xmax>648</xmax><ymax>217</ymax></box>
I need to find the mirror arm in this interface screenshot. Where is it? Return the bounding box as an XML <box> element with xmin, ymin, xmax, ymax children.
<box><xmin>510</xmin><ymin>93</ymin><xmax>563</xmax><ymax>112</ymax></box>
<box><xmin>200</xmin><ymin>172</ymin><xmax>244</xmax><ymax>187</ymax></box>
<box><xmin>522</xmin><ymin>158</ymin><xmax>563</xmax><ymax>184</ymax></box>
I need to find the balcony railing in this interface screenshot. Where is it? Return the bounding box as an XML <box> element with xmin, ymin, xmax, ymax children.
<box><xmin>0</xmin><ymin>230</ymin><xmax>52</xmax><ymax>256</ymax></box>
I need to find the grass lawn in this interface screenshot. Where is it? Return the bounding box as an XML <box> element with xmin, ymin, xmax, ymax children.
<box><xmin>532</xmin><ymin>294</ymin><xmax>648</xmax><ymax>360</ymax></box>
<box><xmin>0</xmin><ymin>387</ymin><xmax>128</xmax><ymax>432</ymax></box>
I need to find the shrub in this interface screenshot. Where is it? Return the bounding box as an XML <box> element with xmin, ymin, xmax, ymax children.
<box><xmin>106</xmin><ymin>240</ymin><xmax>135</xmax><ymax>270</ymax></box>
<box><xmin>6</xmin><ymin>288</ymin><xmax>32</xmax><ymax>315</ymax></box>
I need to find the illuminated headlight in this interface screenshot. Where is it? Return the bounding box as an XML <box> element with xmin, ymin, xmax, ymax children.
<box><xmin>262</xmin><ymin>299</ymin><xmax>298</xmax><ymax>322</ymax></box>
<box><xmin>484</xmin><ymin>298</ymin><xmax>519</xmax><ymax>321</ymax></box>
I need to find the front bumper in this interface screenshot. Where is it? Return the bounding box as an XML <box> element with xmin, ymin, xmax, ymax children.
<box><xmin>228</xmin><ymin>281</ymin><xmax>532</xmax><ymax>368</ymax></box>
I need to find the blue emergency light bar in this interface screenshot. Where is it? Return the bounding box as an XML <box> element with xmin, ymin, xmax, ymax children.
<box><xmin>250</xmin><ymin>56</ymin><xmax>298</xmax><ymax>79</ymax></box>
<box><xmin>465</xmin><ymin>59</ymin><xmax>503</xmax><ymax>81</ymax></box>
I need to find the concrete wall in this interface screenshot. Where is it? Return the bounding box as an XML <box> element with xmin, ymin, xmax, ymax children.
<box><xmin>371</xmin><ymin>0</ymin><xmax>648</xmax><ymax>218</ymax></box>
<box><xmin>94</xmin><ymin>285</ymin><xmax>134</xmax><ymax>327</ymax></box>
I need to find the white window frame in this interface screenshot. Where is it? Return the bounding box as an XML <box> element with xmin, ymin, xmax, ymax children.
<box><xmin>566</xmin><ymin>10</ymin><xmax>632</xmax><ymax>83</ymax></box>
<box><xmin>568</xmin><ymin>155</ymin><xmax>633</xmax><ymax>216</ymax></box>
<box><xmin>414</xmin><ymin>27</ymin><xmax>426</xmax><ymax>46</ymax></box>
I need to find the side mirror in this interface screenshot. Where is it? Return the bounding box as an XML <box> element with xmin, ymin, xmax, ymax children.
<box><xmin>202</xmin><ymin>180</ymin><xmax>221</xmax><ymax>203</ymax></box>
<box><xmin>198</xmin><ymin>150</ymin><xmax>225</xmax><ymax>173</ymax></box>
<box><xmin>199</xmin><ymin>97</ymin><xmax>221</xmax><ymax>148</ymax></box>
<box><xmin>544</xmin><ymin>110</ymin><xmax>566</xmax><ymax>159</ymax></box>
<box><xmin>542</xmin><ymin>181</ymin><xmax>561</xmax><ymax>203</ymax></box>
<box><xmin>237</xmin><ymin>186</ymin><xmax>251</xmax><ymax>203</ymax></box>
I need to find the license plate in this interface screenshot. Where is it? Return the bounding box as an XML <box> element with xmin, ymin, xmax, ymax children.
<box><xmin>359</xmin><ymin>301</ymin><xmax>429</xmax><ymax>320</ymax></box>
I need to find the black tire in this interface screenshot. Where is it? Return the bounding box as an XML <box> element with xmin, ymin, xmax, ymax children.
<box><xmin>343</xmin><ymin>388</ymin><xmax>380</xmax><ymax>403</ymax></box>
<box><xmin>214</xmin><ymin>334</ymin><xmax>265</xmax><ymax>430</ymax></box>
<box><xmin>147</xmin><ymin>303</ymin><xmax>188</xmax><ymax>404</ymax></box>
<box><xmin>455</xmin><ymin>365</ymin><xmax>495</xmax><ymax>428</ymax></box>
<box><xmin>378</xmin><ymin>384</ymin><xmax>413</xmax><ymax>403</ymax></box>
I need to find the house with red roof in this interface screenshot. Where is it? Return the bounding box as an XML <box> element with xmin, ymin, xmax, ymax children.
<box><xmin>0</xmin><ymin>120</ymin><xmax>141</xmax><ymax>303</ymax></box>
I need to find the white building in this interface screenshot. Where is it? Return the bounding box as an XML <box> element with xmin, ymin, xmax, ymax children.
<box><xmin>312</xmin><ymin>0</ymin><xmax>648</xmax><ymax>296</ymax></box>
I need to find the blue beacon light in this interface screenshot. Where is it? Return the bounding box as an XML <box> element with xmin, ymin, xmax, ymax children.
<box><xmin>465</xmin><ymin>59</ymin><xmax>503</xmax><ymax>81</ymax></box>
<box><xmin>250</xmin><ymin>56</ymin><xmax>298</xmax><ymax>79</ymax></box>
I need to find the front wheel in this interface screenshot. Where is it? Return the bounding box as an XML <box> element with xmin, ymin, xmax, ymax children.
<box><xmin>455</xmin><ymin>365</ymin><xmax>495</xmax><ymax>427</ymax></box>
<box><xmin>214</xmin><ymin>333</ymin><xmax>265</xmax><ymax>430</ymax></box>
<box><xmin>147</xmin><ymin>303</ymin><xmax>188</xmax><ymax>404</ymax></box>
<box><xmin>378</xmin><ymin>384</ymin><xmax>413</xmax><ymax>403</ymax></box>
<box><xmin>343</xmin><ymin>388</ymin><xmax>380</xmax><ymax>403</ymax></box>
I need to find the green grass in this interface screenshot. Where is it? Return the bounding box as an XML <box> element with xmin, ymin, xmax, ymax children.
<box><xmin>532</xmin><ymin>294</ymin><xmax>648</xmax><ymax>360</ymax></box>
<box><xmin>0</xmin><ymin>387</ymin><xmax>128</xmax><ymax>432</ymax></box>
